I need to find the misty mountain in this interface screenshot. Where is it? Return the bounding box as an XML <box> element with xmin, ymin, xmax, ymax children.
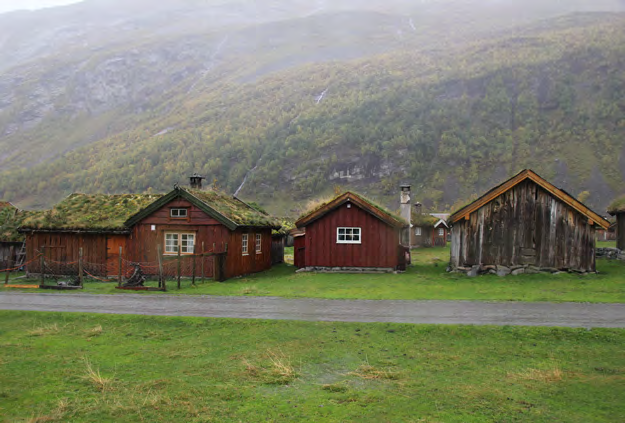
<box><xmin>0</xmin><ymin>0</ymin><xmax>624</xmax><ymax>214</ymax></box>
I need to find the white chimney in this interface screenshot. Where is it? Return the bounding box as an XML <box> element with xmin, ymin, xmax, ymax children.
<box><xmin>400</xmin><ymin>184</ymin><xmax>411</xmax><ymax>224</ymax></box>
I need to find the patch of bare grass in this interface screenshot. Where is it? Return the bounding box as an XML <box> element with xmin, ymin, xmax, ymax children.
<box><xmin>243</xmin><ymin>349</ymin><xmax>298</xmax><ymax>385</ymax></box>
<box><xmin>350</xmin><ymin>358</ymin><xmax>402</xmax><ymax>381</ymax></box>
<box><xmin>28</xmin><ymin>323</ymin><xmax>60</xmax><ymax>337</ymax></box>
<box><xmin>240</xmin><ymin>285</ymin><xmax>259</xmax><ymax>295</ymax></box>
<box><xmin>508</xmin><ymin>366</ymin><xmax>564</xmax><ymax>383</ymax></box>
<box><xmin>82</xmin><ymin>357</ymin><xmax>114</xmax><ymax>392</ymax></box>
<box><xmin>84</xmin><ymin>325</ymin><xmax>103</xmax><ymax>337</ymax></box>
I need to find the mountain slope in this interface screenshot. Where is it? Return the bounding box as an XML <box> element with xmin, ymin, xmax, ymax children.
<box><xmin>0</xmin><ymin>1</ymin><xmax>624</xmax><ymax>214</ymax></box>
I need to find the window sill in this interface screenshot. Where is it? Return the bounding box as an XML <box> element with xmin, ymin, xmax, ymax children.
<box><xmin>242</xmin><ymin>253</ymin><xmax>250</xmax><ymax>256</ymax></box>
<box><xmin>164</xmin><ymin>253</ymin><xmax>195</xmax><ymax>256</ymax></box>
<box><xmin>336</xmin><ymin>242</ymin><xmax>362</xmax><ymax>245</ymax></box>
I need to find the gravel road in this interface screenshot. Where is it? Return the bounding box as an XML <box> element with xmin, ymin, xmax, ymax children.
<box><xmin>1</xmin><ymin>293</ymin><xmax>624</xmax><ymax>328</ymax></box>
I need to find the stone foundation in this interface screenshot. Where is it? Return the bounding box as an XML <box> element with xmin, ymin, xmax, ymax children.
<box><xmin>296</xmin><ymin>267</ymin><xmax>396</xmax><ymax>274</ymax></box>
<box><xmin>448</xmin><ymin>264</ymin><xmax>595</xmax><ymax>277</ymax></box>
<box><xmin>596</xmin><ymin>248</ymin><xmax>624</xmax><ymax>260</ymax></box>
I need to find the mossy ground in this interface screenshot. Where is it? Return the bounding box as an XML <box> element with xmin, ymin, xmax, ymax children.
<box><xmin>1</xmin><ymin>311</ymin><xmax>623</xmax><ymax>422</ymax></box>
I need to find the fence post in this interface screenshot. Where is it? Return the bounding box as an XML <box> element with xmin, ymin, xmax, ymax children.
<box><xmin>40</xmin><ymin>247</ymin><xmax>45</xmax><ymax>287</ymax></box>
<box><xmin>177</xmin><ymin>248</ymin><xmax>181</xmax><ymax>290</ymax></box>
<box><xmin>118</xmin><ymin>246</ymin><xmax>123</xmax><ymax>287</ymax></box>
<box><xmin>201</xmin><ymin>242</ymin><xmax>205</xmax><ymax>284</ymax></box>
<box><xmin>4</xmin><ymin>245</ymin><xmax>14</xmax><ymax>285</ymax></box>
<box><xmin>78</xmin><ymin>247</ymin><xmax>84</xmax><ymax>287</ymax></box>
<box><xmin>192</xmin><ymin>252</ymin><xmax>196</xmax><ymax>286</ymax></box>
<box><xmin>157</xmin><ymin>244</ymin><xmax>163</xmax><ymax>289</ymax></box>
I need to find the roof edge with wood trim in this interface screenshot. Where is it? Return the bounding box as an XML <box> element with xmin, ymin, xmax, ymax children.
<box><xmin>449</xmin><ymin>169</ymin><xmax>610</xmax><ymax>230</ymax></box>
<box><xmin>124</xmin><ymin>187</ymin><xmax>280</xmax><ymax>230</ymax></box>
<box><xmin>295</xmin><ymin>192</ymin><xmax>408</xmax><ymax>229</ymax></box>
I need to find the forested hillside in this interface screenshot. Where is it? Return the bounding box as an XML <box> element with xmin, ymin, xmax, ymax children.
<box><xmin>0</xmin><ymin>0</ymin><xmax>624</xmax><ymax>215</ymax></box>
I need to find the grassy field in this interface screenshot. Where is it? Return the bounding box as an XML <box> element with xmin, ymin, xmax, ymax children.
<box><xmin>0</xmin><ymin>311</ymin><xmax>623</xmax><ymax>422</ymax></box>
<box><xmin>3</xmin><ymin>246</ymin><xmax>624</xmax><ymax>303</ymax></box>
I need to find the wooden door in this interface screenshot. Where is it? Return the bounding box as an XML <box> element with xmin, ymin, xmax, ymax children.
<box><xmin>106</xmin><ymin>235</ymin><xmax>126</xmax><ymax>276</ymax></box>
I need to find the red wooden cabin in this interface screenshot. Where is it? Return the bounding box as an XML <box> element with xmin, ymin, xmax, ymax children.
<box><xmin>20</xmin><ymin>183</ymin><xmax>280</xmax><ymax>280</ymax></box>
<box><xmin>293</xmin><ymin>192</ymin><xmax>409</xmax><ymax>272</ymax></box>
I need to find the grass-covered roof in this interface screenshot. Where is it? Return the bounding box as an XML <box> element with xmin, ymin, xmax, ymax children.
<box><xmin>296</xmin><ymin>191</ymin><xmax>408</xmax><ymax>229</ymax></box>
<box><xmin>184</xmin><ymin>188</ymin><xmax>280</xmax><ymax>228</ymax></box>
<box><xmin>608</xmin><ymin>195</ymin><xmax>625</xmax><ymax>215</ymax></box>
<box><xmin>20</xmin><ymin>193</ymin><xmax>164</xmax><ymax>231</ymax></box>
<box><xmin>0</xmin><ymin>204</ymin><xmax>37</xmax><ymax>241</ymax></box>
<box><xmin>411</xmin><ymin>213</ymin><xmax>439</xmax><ymax>227</ymax></box>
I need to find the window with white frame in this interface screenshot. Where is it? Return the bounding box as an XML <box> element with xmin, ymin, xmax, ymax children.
<box><xmin>255</xmin><ymin>233</ymin><xmax>262</xmax><ymax>254</ymax></box>
<box><xmin>242</xmin><ymin>234</ymin><xmax>249</xmax><ymax>255</ymax></box>
<box><xmin>337</xmin><ymin>227</ymin><xmax>361</xmax><ymax>244</ymax></box>
<box><xmin>415</xmin><ymin>227</ymin><xmax>422</xmax><ymax>236</ymax></box>
<box><xmin>170</xmin><ymin>208</ymin><xmax>188</xmax><ymax>218</ymax></box>
<box><xmin>165</xmin><ymin>233</ymin><xmax>195</xmax><ymax>254</ymax></box>
<box><xmin>438</xmin><ymin>228</ymin><xmax>445</xmax><ymax>236</ymax></box>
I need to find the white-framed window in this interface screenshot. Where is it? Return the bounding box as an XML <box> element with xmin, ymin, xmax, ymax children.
<box><xmin>165</xmin><ymin>232</ymin><xmax>195</xmax><ymax>254</ymax></box>
<box><xmin>170</xmin><ymin>208</ymin><xmax>188</xmax><ymax>218</ymax></box>
<box><xmin>255</xmin><ymin>233</ymin><xmax>262</xmax><ymax>254</ymax></box>
<box><xmin>438</xmin><ymin>228</ymin><xmax>445</xmax><ymax>236</ymax></box>
<box><xmin>415</xmin><ymin>227</ymin><xmax>422</xmax><ymax>236</ymax></box>
<box><xmin>337</xmin><ymin>227</ymin><xmax>361</xmax><ymax>244</ymax></box>
<box><xmin>242</xmin><ymin>234</ymin><xmax>249</xmax><ymax>255</ymax></box>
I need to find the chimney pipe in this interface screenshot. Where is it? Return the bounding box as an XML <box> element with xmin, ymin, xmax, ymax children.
<box><xmin>400</xmin><ymin>184</ymin><xmax>411</xmax><ymax>224</ymax></box>
<box><xmin>189</xmin><ymin>173</ymin><xmax>205</xmax><ymax>189</ymax></box>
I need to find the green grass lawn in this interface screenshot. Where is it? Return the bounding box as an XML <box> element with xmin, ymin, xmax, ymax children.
<box><xmin>1</xmin><ymin>311</ymin><xmax>623</xmax><ymax>422</ymax></box>
<box><xmin>4</xmin><ymin>247</ymin><xmax>624</xmax><ymax>302</ymax></box>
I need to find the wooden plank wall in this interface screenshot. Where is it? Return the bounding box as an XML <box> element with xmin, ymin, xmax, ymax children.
<box><xmin>226</xmin><ymin>229</ymin><xmax>272</xmax><ymax>279</ymax></box>
<box><xmin>617</xmin><ymin>214</ymin><xmax>625</xmax><ymax>250</ymax></box>
<box><xmin>450</xmin><ymin>180</ymin><xmax>597</xmax><ymax>272</ymax></box>
<box><xmin>0</xmin><ymin>242</ymin><xmax>21</xmax><ymax>269</ymax></box>
<box><xmin>25</xmin><ymin>233</ymin><xmax>109</xmax><ymax>273</ymax></box>
<box><xmin>271</xmin><ymin>235</ymin><xmax>285</xmax><ymax>265</ymax></box>
<box><xmin>304</xmin><ymin>203</ymin><xmax>400</xmax><ymax>269</ymax></box>
<box><xmin>294</xmin><ymin>236</ymin><xmax>305</xmax><ymax>268</ymax></box>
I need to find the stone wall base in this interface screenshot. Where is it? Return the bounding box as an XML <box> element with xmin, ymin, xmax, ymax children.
<box><xmin>596</xmin><ymin>248</ymin><xmax>624</xmax><ymax>261</ymax></box>
<box><xmin>296</xmin><ymin>267</ymin><xmax>396</xmax><ymax>274</ymax></box>
<box><xmin>447</xmin><ymin>264</ymin><xmax>595</xmax><ymax>277</ymax></box>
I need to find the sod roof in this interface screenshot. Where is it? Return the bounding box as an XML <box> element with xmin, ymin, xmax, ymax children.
<box><xmin>608</xmin><ymin>195</ymin><xmax>625</xmax><ymax>215</ymax></box>
<box><xmin>295</xmin><ymin>191</ymin><xmax>408</xmax><ymax>229</ymax></box>
<box><xmin>124</xmin><ymin>187</ymin><xmax>281</xmax><ymax>230</ymax></box>
<box><xmin>20</xmin><ymin>193</ymin><xmax>164</xmax><ymax>232</ymax></box>
<box><xmin>1</xmin><ymin>206</ymin><xmax>38</xmax><ymax>241</ymax></box>
<box><xmin>411</xmin><ymin>213</ymin><xmax>439</xmax><ymax>227</ymax></box>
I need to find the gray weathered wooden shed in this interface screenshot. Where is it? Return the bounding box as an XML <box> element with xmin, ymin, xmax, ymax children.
<box><xmin>448</xmin><ymin>169</ymin><xmax>610</xmax><ymax>274</ymax></box>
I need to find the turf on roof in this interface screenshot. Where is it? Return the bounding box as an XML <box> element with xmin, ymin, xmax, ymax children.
<box><xmin>0</xmin><ymin>207</ymin><xmax>37</xmax><ymax>242</ymax></box>
<box><xmin>20</xmin><ymin>193</ymin><xmax>164</xmax><ymax>231</ymax></box>
<box><xmin>298</xmin><ymin>191</ymin><xmax>408</xmax><ymax>227</ymax></box>
<box><xmin>185</xmin><ymin>188</ymin><xmax>280</xmax><ymax>227</ymax></box>
<box><xmin>608</xmin><ymin>195</ymin><xmax>625</xmax><ymax>215</ymax></box>
<box><xmin>411</xmin><ymin>213</ymin><xmax>439</xmax><ymax>227</ymax></box>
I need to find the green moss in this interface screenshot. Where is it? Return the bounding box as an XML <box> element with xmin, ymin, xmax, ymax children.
<box><xmin>20</xmin><ymin>193</ymin><xmax>164</xmax><ymax>231</ymax></box>
<box><xmin>607</xmin><ymin>195</ymin><xmax>625</xmax><ymax>215</ymax></box>
<box><xmin>411</xmin><ymin>213</ymin><xmax>439</xmax><ymax>227</ymax></box>
<box><xmin>186</xmin><ymin>188</ymin><xmax>280</xmax><ymax>228</ymax></box>
<box><xmin>299</xmin><ymin>192</ymin><xmax>407</xmax><ymax>227</ymax></box>
<box><xmin>0</xmin><ymin>204</ymin><xmax>37</xmax><ymax>241</ymax></box>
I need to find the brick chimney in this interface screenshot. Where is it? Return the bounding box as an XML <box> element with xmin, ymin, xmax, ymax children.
<box><xmin>400</xmin><ymin>184</ymin><xmax>411</xmax><ymax>224</ymax></box>
<box><xmin>189</xmin><ymin>173</ymin><xmax>205</xmax><ymax>189</ymax></box>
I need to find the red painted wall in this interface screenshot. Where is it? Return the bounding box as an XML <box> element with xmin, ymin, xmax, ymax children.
<box><xmin>304</xmin><ymin>203</ymin><xmax>401</xmax><ymax>269</ymax></box>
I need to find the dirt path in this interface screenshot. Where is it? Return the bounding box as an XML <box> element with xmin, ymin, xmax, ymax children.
<box><xmin>1</xmin><ymin>293</ymin><xmax>624</xmax><ymax>328</ymax></box>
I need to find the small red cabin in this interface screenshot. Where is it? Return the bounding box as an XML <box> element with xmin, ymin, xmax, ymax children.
<box><xmin>293</xmin><ymin>192</ymin><xmax>409</xmax><ymax>272</ymax></box>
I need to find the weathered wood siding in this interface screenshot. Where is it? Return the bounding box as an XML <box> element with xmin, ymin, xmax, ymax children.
<box><xmin>410</xmin><ymin>227</ymin><xmax>447</xmax><ymax>248</ymax></box>
<box><xmin>129</xmin><ymin>198</ymin><xmax>272</xmax><ymax>278</ymax></box>
<box><xmin>25</xmin><ymin>233</ymin><xmax>110</xmax><ymax>274</ymax></box>
<box><xmin>451</xmin><ymin>180</ymin><xmax>597</xmax><ymax>272</ymax></box>
<box><xmin>271</xmin><ymin>235</ymin><xmax>285</xmax><ymax>265</ymax></box>
<box><xmin>617</xmin><ymin>214</ymin><xmax>625</xmax><ymax>250</ymax></box>
<box><xmin>294</xmin><ymin>235</ymin><xmax>306</xmax><ymax>268</ymax></box>
<box><xmin>225</xmin><ymin>229</ymin><xmax>273</xmax><ymax>278</ymax></box>
<box><xmin>0</xmin><ymin>242</ymin><xmax>21</xmax><ymax>269</ymax></box>
<box><xmin>304</xmin><ymin>203</ymin><xmax>400</xmax><ymax>269</ymax></box>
